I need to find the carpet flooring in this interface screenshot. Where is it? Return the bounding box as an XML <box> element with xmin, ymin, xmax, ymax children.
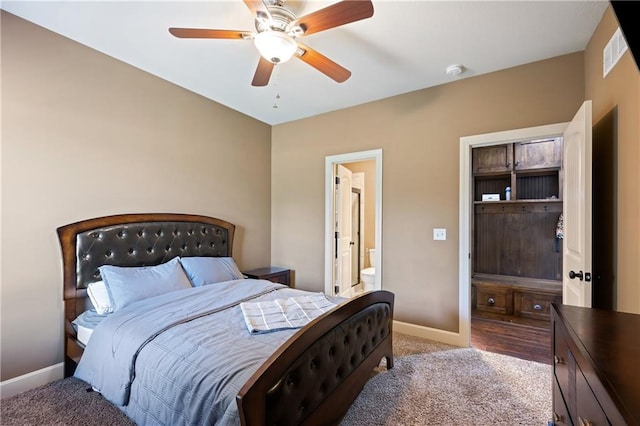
<box><xmin>1</xmin><ymin>332</ymin><xmax>552</xmax><ymax>425</ymax></box>
<box><xmin>342</xmin><ymin>334</ymin><xmax>552</xmax><ymax>425</ymax></box>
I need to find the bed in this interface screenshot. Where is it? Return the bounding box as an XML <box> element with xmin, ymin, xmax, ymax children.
<box><xmin>57</xmin><ymin>213</ymin><xmax>394</xmax><ymax>425</ymax></box>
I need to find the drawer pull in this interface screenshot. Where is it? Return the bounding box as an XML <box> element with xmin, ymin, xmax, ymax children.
<box><xmin>554</xmin><ymin>355</ymin><xmax>564</xmax><ymax>365</ymax></box>
<box><xmin>533</xmin><ymin>304</ymin><xmax>543</xmax><ymax>311</ymax></box>
<box><xmin>487</xmin><ymin>297</ymin><xmax>495</xmax><ymax>305</ymax></box>
<box><xmin>578</xmin><ymin>417</ymin><xmax>592</xmax><ymax>426</ymax></box>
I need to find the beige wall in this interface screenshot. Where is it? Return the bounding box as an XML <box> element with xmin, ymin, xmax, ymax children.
<box><xmin>272</xmin><ymin>53</ymin><xmax>586</xmax><ymax>331</ymax></box>
<box><xmin>585</xmin><ymin>7</ymin><xmax>640</xmax><ymax>313</ymax></box>
<box><xmin>0</xmin><ymin>12</ymin><xmax>272</xmax><ymax>381</ymax></box>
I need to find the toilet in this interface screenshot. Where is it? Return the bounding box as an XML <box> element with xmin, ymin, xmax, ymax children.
<box><xmin>361</xmin><ymin>248</ymin><xmax>376</xmax><ymax>291</ymax></box>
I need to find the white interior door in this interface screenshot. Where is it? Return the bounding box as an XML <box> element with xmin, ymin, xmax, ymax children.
<box><xmin>335</xmin><ymin>164</ymin><xmax>353</xmax><ymax>296</ymax></box>
<box><xmin>562</xmin><ymin>100</ymin><xmax>593</xmax><ymax>307</ymax></box>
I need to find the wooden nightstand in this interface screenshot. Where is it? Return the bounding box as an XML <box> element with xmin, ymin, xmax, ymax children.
<box><xmin>243</xmin><ymin>267</ymin><xmax>291</xmax><ymax>286</ymax></box>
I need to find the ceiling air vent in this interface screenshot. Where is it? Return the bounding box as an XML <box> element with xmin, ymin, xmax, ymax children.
<box><xmin>603</xmin><ymin>27</ymin><xmax>628</xmax><ymax>78</ymax></box>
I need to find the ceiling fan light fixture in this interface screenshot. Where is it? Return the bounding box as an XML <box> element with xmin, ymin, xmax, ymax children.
<box><xmin>254</xmin><ymin>31</ymin><xmax>297</xmax><ymax>64</ymax></box>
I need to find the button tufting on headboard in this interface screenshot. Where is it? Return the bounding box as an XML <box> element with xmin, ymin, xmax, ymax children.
<box><xmin>74</xmin><ymin>220</ymin><xmax>231</xmax><ymax>289</ymax></box>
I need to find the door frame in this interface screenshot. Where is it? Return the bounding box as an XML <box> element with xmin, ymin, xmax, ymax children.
<box><xmin>458</xmin><ymin>123</ymin><xmax>567</xmax><ymax>346</ymax></box>
<box><xmin>324</xmin><ymin>149</ymin><xmax>383</xmax><ymax>296</ymax></box>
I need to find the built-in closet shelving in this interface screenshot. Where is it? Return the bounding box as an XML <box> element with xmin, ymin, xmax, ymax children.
<box><xmin>471</xmin><ymin>137</ymin><xmax>563</xmax><ymax>327</ymax></box>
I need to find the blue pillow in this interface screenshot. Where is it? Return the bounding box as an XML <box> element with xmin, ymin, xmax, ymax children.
<box><xmin>179</xmin><ymin>257</ymin><xmax>244</xmax><ymax>287</ymax></box>
<box><xmin>99</xmin><ymin>257</ymin><xmax>192</xmax><ymax>312</ymax></box>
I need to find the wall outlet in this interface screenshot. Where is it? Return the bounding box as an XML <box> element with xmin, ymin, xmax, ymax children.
<box><xmin>433</xmin><ymin>228</ymin><xmax>446</xmax><ymax>241</ymax></box>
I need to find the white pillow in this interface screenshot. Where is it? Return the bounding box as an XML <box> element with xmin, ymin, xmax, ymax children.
<box><xmin>99</xmin><ymin>257</ymin><xmax>192</xmax><ymax>312</ymax></box>
<box><xmin>179</xmin><ymin>257</ymin><xmax>245</xmax><ymax>287</ymax></box>
<box><xmin>87</xmin><ymin>281</ymin><xmax>113</xmax><ymax>315</ymax></box>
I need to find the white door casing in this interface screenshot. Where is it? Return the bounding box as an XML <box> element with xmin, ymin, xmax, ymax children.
<box><xmin>336</xmin><ymin>164</ymin><xmax>353</xmax><ymax>296</ymax></box>
<box><xmin>562</xmin><ymin>100</ymin><xmax>593</xmax><ymax>307</ymax></box>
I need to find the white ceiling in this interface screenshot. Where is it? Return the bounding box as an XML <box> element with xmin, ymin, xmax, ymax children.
<box><xmin>2</xmin><ymin>1</ymin><xmax>609</xmax><ymax>125</ymax></box>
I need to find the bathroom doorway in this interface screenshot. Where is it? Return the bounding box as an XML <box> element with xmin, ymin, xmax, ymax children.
<box><xmin>324</xmin><ymin>149</ymin><xmax>383</xmax><ymax>297</ymax></box>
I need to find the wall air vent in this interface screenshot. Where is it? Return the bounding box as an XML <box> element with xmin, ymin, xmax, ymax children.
<box><xmin>603</xmin><ymin>27</ymin><xmax>628</xmax><ymax>78</ymax></box>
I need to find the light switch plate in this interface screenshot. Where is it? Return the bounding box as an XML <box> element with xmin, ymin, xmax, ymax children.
<box><xmin>433</xmin><ymin>228</ymin><xmax>446</xmax><ymax>241</ymax></box>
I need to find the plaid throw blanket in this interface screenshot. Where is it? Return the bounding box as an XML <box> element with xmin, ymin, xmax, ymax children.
<box><xmin>240</xmin><ymin>293</ymin><xmax>337</xmax><ymax>334</ymax></box>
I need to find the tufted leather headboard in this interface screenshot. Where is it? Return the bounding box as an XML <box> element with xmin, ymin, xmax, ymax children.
<box><xmin>57</xmin><ymin>213</ymin><xmax>235</xmax><ymax>324</ymax></box>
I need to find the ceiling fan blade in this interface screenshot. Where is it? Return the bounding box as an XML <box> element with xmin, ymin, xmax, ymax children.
<box><xmin>169</xmin><ymin>28</ymin><xmax>251</xmax><ymax>39</ymax></box>
<box><xmin>294</xmin><ymin>0</ymin><xmax>374</xmax><ymax>36</ymax></box>
<box><xmin>243</xmin><ymin>0</ymin><xmax>272</xmax><ymax>21</ymax></box>
<box><xmin>296</xmin><ymin>43</ymin><xmax>351</xmax><ymax>83</ymax></box>
<box><xmin>252</xmin><ymin>57</ymin><xmax>275</xmax><ymax>86</ymax></box>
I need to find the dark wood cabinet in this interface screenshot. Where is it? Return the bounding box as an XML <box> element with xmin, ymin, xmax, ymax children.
<box><xmin>243</xmin><ymin>266</ymin><xmax>291</xmax><ymax>286</ymax></box>
<box><xmin>472</xmin><ymin>144</ymin><xmax>513</xmax><ymax>174</ymax></box>
<box><xmin>472</xmin><ymin>138</ymin><xmax>563</xmax><ymax>327</ymax></box>
<box><xmin>472</xmin><ymin>274</ymin><xmax>561</xmax><ymax>326</ymax></box>
<box><xmin>551</xmin><ymin>304</ymin><xmax>640</xmax><ymax>426</ymax></box>
<box><xmin>514</xmin><ymin>138</ymin><xmax>562</xmax><ymax>171</ymax></box>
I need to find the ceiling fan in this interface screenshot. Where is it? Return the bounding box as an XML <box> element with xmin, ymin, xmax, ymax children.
<box><xmin>168</xmin><ymin>0</ymin><xmax>374</xmax><ymax>87</ymax></box>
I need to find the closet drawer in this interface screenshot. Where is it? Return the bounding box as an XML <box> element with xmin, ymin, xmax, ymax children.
<box><xmin>514</xmin><ymin>291</ymin><xmax>560</xmax><ymax>321</ymax></box>
<box><xmin>475</xmin><ymin>285</ymin><xmax>513</xmax><ymax>315</ymax></box>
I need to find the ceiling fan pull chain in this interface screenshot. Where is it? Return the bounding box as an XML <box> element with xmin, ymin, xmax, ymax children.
<box><xmin>272</xmin><ymin>68</ymin><xmax>281</xmax><ymax>109</ymax></box>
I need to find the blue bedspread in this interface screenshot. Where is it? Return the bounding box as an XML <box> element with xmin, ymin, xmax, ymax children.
<box><xmin>75</xmin><ymin>279</ymin><xmax>329</xmax><ymax>425</ymax></box>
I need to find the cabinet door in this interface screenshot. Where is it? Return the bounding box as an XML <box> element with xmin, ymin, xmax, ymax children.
<box><xmin>514</xmin><ymin>138</ymin><xmax>562</xmax><ymax>170</ymax></box>
<box><xmin>473</xmin><ymin>144</ymin><xmax>513</xmax><ymax>174</ymax></box>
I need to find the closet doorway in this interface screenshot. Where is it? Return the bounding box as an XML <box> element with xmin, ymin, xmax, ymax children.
<box><xmin>459</xmin><ymin>102</ymin><xmax>600</xmax><ymax>362</ymax></box>
<box><xmin>459</xmin><ymin>122</ymin><xmax>569</xmax><ymax>361</ymax></box>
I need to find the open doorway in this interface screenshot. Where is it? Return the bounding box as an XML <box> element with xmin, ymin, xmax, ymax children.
<box><xmin>459</xmin><ymin>122</ymin><xmax>568</xmax><ymax>362</ymax></box>
<box><xmin>460</xmin><ymin>103</ymin><xmax>597</xmax><ymax>363</ymax></box>
<box><xmin>324</xmin><ymin>149</ymin><xmax>383</xmax><ymax>298</ymax></box>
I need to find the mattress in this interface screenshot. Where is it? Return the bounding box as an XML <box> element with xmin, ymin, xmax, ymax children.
<box><xmin>72</xmin><ymin>309</ymin><xmax>109</xmax><ymax>346</ymax></box>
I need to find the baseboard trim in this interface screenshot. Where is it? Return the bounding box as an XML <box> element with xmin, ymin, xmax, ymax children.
<box><xmin>394</xmin><ymin>320</ymin><xmax>466</xmax><ymax>347</ymax></box>
<box><xmin>0</xmin><ymin>362</ymin><xmax>64</xmax><ymax>399</ymax></box>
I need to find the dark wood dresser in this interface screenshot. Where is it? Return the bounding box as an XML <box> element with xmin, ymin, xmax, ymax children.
<box><xmin>551</xmin><ymin>303</ymin><xmax>640</xmax><ymax>425</ymax></box>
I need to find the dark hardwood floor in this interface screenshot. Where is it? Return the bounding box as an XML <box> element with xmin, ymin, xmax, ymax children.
<box><xmin>471</xmin><ymin>315</ymin><xmax>552</xmax><ymax>364</ymax></box>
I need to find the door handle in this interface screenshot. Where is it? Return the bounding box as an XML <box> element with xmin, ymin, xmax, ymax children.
<box><xmin>569</xmin><ymin>270</ymin><xmax>583</xmax><ymax>281</ymax></box>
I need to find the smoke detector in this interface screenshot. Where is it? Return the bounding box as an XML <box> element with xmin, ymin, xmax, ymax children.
<box><xmin>446</xmin><ymin>64</ymin><xmax>464</xmax><ymax>77</ymax></box>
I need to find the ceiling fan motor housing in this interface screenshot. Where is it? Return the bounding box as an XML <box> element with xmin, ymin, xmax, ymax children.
<box><xmin>256</xmin><ymin>5</ymin><xmax>298</xmax><ymax>33</ymax></box>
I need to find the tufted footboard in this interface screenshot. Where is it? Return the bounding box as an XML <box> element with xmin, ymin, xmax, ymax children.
<box><xmin>237</xmin><ymin>290</ymin><xmax>394</xmax><ymax>426</ymax></box>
